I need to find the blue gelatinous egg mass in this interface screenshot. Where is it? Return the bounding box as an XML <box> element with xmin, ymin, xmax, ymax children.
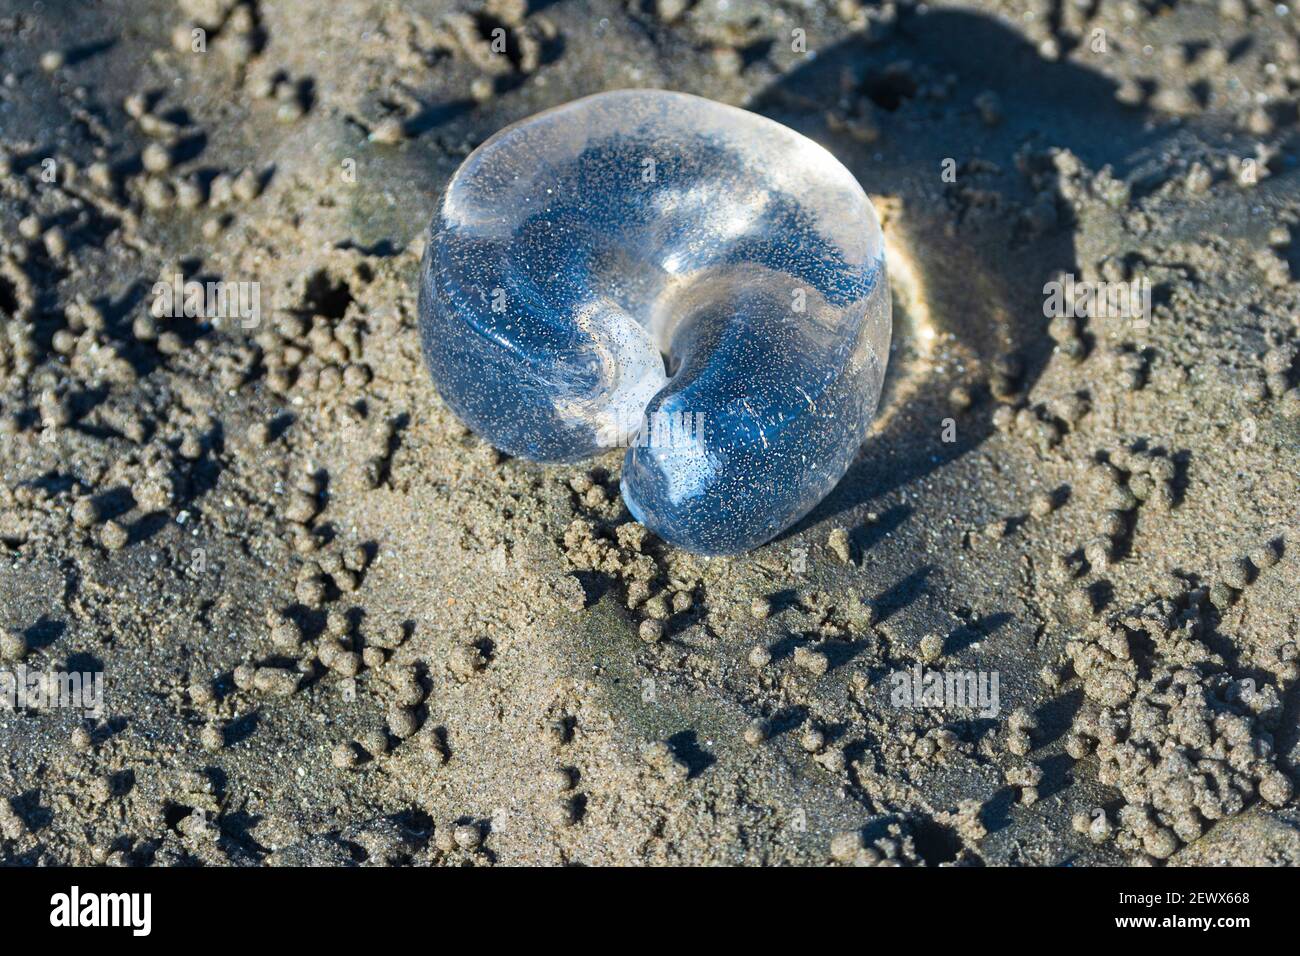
<box><xmin>419</xmin><ymin>89</ymin><xmax>890</xmax><ymax>555</ymax></box>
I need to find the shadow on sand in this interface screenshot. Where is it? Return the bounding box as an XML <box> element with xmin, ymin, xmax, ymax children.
<box><xmin>758</xmin><ymin>8</ymin><xmax>1176</xmax><ymax>539</ymax></box>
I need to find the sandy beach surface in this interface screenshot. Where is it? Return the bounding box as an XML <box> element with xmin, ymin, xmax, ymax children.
<box><xmin>1</xmin><ymin>0</ymin><xmax>1298</xmax><ymax>866</ymax></box>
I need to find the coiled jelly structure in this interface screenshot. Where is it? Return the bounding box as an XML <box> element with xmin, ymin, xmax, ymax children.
<box><xmin>419</xmin><ymin>89</ymin><xmax>890</xmax><ymax>555</ymax></box>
